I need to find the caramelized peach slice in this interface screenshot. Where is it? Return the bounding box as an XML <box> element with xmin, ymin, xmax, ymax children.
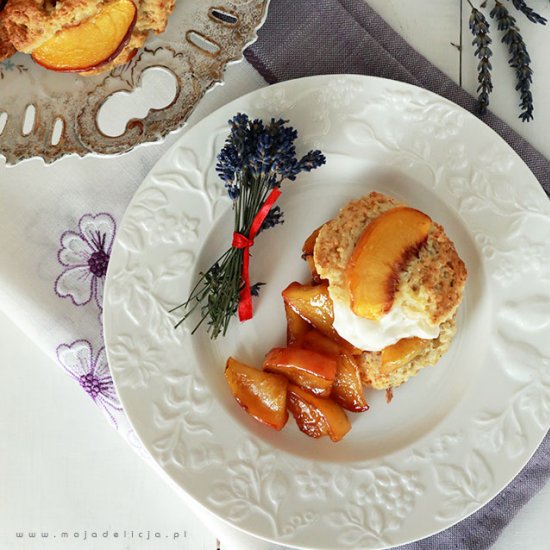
<box><xmin>282</xmin><ymin>281</ymin><xmax>337</xmax><ymax>339</ymax></box>
<box><xmin>282</xmin><ymin>282</ymin><xmax>361</xmax><ymax>355</ymax></box>
<box><xmin>225</xmin><ymin>357</ymin><xmax>288</xmax><ymax>431</ymax></box>
<box><xmin>304</xmin><ymin>255</ymin><xmax>322</xmax><ymax>284</ymax></box>
<box><xmin>32</xmin><ymin>0</ymin><xmax>137</xmax><ymax>73</ymax></box>
<box><xmin>287</xmin><ymin>390</ymin><xmax>328</xmax><ymax>439</ymax></box>
<box><xmin>263</xmin><ymin>347</ymin><xmax>337</xmax><ymax>397</ymax></box>
<box><xmin>332</xmin><ymin>355</ymin><xmax>369</xmax><ymax>412</ymax></box>
<box><xmin>301</xmin><ymin>225</ymin><xmax>323</xmax><ymax>283</ymax></box>
<box><xmin>380</xmin><ymin>337</ymin><xmax>426</xmax><ymax>374</ymax></box>
<box><xmin>347</xmin><ymin>207</ymin><xmax>432</xmax><ymax>320</ymax></box>
<box><xmin>302</xmin><ymin>226</ymin><xmax>323</xmax><ymax>257</ymax></box>
<box><xmin>287</xmin><ymin>384</ymin><xmax>351</xmax><ymax>442</ymax></box>
<box><xmin>285</xmin><ymin>302</ymin><xmax>311</xmax><ymax>346</ymax></box>
<box><xmin>302</xmin><ymin>329</ymin><xmax>344</xmax><ymax>357</ymax></box>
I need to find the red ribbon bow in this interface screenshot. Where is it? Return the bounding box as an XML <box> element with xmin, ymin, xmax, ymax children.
<box><xmin>232</xmin><ymin>187</ymin><xmax>282</xmax><ymax>321</ymax></box>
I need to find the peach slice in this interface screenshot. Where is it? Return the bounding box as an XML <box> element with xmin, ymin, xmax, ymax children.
<box><xmin>287</xmin><ymin>384</ymin><xmax>351</xmax><ymax>442</ymax></box>
<box><xmin>380</xmin><ymin>337</ymin><xmax>426</xmax><ymax>374</ymax></box>
<box><xmin>347</xmin><ymin>206</ymin><xmax>432</xmax><ymax>320</ymax></box>
<box><xmin>302</xmin><ymin>226</ymin><xmax>322</xmax><ymax>257</ymax></box>
<box><xmin>302</xmin><ymin>329</ymin><xmax>344</xmax><ymax>357</ymax></box>
<box><xmin>263</xmin><ymin>347</ymin><xmax>337</xmax><ymax>397</ymax></box>
<box><xmin>304</xmin><ymin>255</ymin><xmax>321</xmax><ymax>284</ymax></box>
<box><xmin>32</xmin><ymin>0</ymin><xmax>137</xmax><ymax>73</ymax></box>
<box><xmin>301</xmin><ymin>225</ymin><xmax>323</xmax><ymax>284</ymax></box>
<box><xmin>287</xmin><ymin>389</ymin><xmax>329</xmax><ymax>439</ymax></box>
<box><xmin>282</xmin><ymin>282</ymin><xmax>362</xmax><ymax>355</ymax></box>
<box><xmin>282</xmin><ymin>281</ymin><xmax>338</xmax><ymax>340</ymax></box>
<box><xmin>285</xmin><ymin>302</ymin><xmax>311</xmax><ymax>347</ymax></box>
<box><xmin>225</xmin><ymin>357</ymin><xmax>288</xmax><ymax>431</ymax></box>
<box><xmin>332</xmin><ymin>355</ymin><xmax>369</xmax><ymax>412</ymax></box>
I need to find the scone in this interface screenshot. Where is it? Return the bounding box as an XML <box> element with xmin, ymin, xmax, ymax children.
<box><xmin>1</xmin><ymin>0</ymin><xmax>175</xmax><ymax>72</ymax></box>
<box><xmin>313</xmin><ymin>191</ymin><xmax>467</xmax><ymax>390</ymax></box>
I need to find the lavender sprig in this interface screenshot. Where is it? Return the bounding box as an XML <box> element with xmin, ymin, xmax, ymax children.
<box><xmin>469</xmin><ymin>7</ymin><xmax>494</xmax><ymax>115</ymax></box>
<box><xmin>508</xmin><ymin>0</ymin><xmax>547</xmax><ymax>25</ymax></box>
<box><xmin>259</xmin><ymin>206</ymin><xmax>284</xmax><ymax>234</ymax></box>
<box><xmin>173</xmin><ymin>114</ymin><xmax>326</xmax><ymax>339</ymax></box>
<box><xmin>490</xmin><ymin>1</ymin><xmax>534</xmax><ymax>121</ymax></box>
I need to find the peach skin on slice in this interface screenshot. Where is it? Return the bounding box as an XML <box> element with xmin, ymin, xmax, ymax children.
<box><xmin>285</xmin><ymin>302</ymin><xmax>311</xmax><ymax>347</ymax></box>
<box><xmin>32</xmin><ymin>0</ymin><xmax>137</xmax><ymax>73</ymax></box>
<box><xmin>287</xmin><ymin>384</ymin><xmax>351</xmax><ymax>442</ymax></box>
<box><xmin>263</xmin><ymin>347</ymin><xmax>337</xmax><ymax>397</ymax></box>
<box><xmin>225</xmin><ymin>357</ymin><xmax>288</xmax><ymax>431</ymax></box>
<box><xmin>380</xmin><ymin>337</ymin><xmax>426</xmax><ymax>374</ymax></box>
<box><xmin>347</xmin><ymin>206</ymin><xmax>432</xmax><ymax>320</ymax></box>
<box><xmin>332</xmin><ymin>355</ymin><xmax>369</xmax><ymax>412</ymax></box>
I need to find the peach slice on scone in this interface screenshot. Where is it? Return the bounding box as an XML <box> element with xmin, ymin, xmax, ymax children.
<box><xmin>225</xmin><ymin>357</ymin><xmax>289</xmax><ymax>431</ymax></box>
<box><xmin>32</xmin><ymin>0</ymin><xmax>137</xmax><ymax>73</ymax></box>
<box><xmin>380</xmin><ymin>337</ymin><xmax>426</xmax><ymax>374</ymax></box>
<box><xmin>287</xmin><ymin>384</ymin><xmax>351</xmax><ymax>442</ymax></box>
<box><xmin>263</xmin><ymin>347</ymin><xmax>337</xmax><ymax>397</ymax></box>
<box><xmin>347</xmin><ymin>206</ymin><xmax>432</xmax><ymax>320</ymax></box>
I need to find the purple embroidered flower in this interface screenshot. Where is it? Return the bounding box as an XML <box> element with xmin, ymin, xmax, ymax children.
<box><xmin>57</xmin><ymin>340</ymin><xmax>123</xmax><ymax>427</ymax></box>
<box><xmin>55</xmin><ymin>213</ymin><xmax>116</xmax><ymax>310</ymax></box>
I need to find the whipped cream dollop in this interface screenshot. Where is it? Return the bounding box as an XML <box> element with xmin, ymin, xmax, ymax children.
<box><xmin>331</xmin><ymin>292</ymin><xmax>440</xmax><ymax>352</ymax></box>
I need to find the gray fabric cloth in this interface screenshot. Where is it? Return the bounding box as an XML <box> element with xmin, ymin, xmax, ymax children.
<box><xmin>245</xmin><ymin>0</ymin><xmax>550</xmax><ymax>195</ymax></box>
<box><xmin>245</xmin><ymin>1</ymin><xmax>550</xmax><ymax>548</ymax></box>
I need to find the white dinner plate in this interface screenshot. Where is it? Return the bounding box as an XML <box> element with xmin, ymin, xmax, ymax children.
<box><xmin>103</xmin><ymin>74</ymin><xmax>550</xmax><ymax>549</ymax></box>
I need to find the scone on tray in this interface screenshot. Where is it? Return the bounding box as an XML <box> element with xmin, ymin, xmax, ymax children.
<box><xmin>310</xmin><ymin>191</ymin><xmax>467</xmax><ymax>392</ymax></box>
<box><xmin>0</xmin><ymin>0</ymin><xmax>175</xmax><ymax>73</ymax></box>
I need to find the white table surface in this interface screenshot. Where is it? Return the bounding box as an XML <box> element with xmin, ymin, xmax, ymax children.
<box><xmin>1</xmin><ymin>1</ymin><xmax>550</xmax><ymax>549</ymax></box>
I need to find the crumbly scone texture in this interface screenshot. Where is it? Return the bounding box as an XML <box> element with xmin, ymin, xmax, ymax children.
<box><xmin>0</xmin><ymin>5</ymin><xmax>17</xmax><ymax>62</ymax></box>
<box><xmin>357</xmin><ymin>317</ymin><xmax>457</xmax><ymax>390</ymax></box>
<box><xmin>314</xmin><ymin>191</ymin><xmax>467</xmax><ymax>327</ymax></box>
<box><xmin>0</xmin><ymin>25</ymin><xmax>16</xmax><ymax>62</ymax></box>
<box><xmin>1</xmin><ymin>0</ymin><xmax>175</xmax><ymax>71</ymax></box>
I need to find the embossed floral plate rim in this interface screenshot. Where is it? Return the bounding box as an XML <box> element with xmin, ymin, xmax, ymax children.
<box><xmin>103</xmin><ymin>75</ymin><xmax>550</xmax><ymax>549</ymax></box>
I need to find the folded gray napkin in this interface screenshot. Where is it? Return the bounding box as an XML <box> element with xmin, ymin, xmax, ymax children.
<box><xmin>245</xmin><ymin>1</ymin><xmax>550</xmax><ymax>548</ymax></box>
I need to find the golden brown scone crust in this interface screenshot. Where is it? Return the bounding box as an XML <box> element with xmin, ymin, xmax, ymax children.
<box><xmin>0</xmin><ymin>18</ymin><xmax>16</xmax><ymax>62</ymax></box>
<box><xmin>138</xmin><ymin>0</ymin><xmax>174</xmax><ymax>34</ymax></box>
<box><xmin>357</xmin><ymin>317</ymin><xmax>457</xmax><ymax>390</ymax></box>
<box><xmin>314</xmin><ymin>191</ymin><xmax>467</xmax><ymax>327</ymax></box>
<box><xmin>0</xmin><ymin>1</ymin><xmax>17</xmax><ymax>61</ymax></box>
